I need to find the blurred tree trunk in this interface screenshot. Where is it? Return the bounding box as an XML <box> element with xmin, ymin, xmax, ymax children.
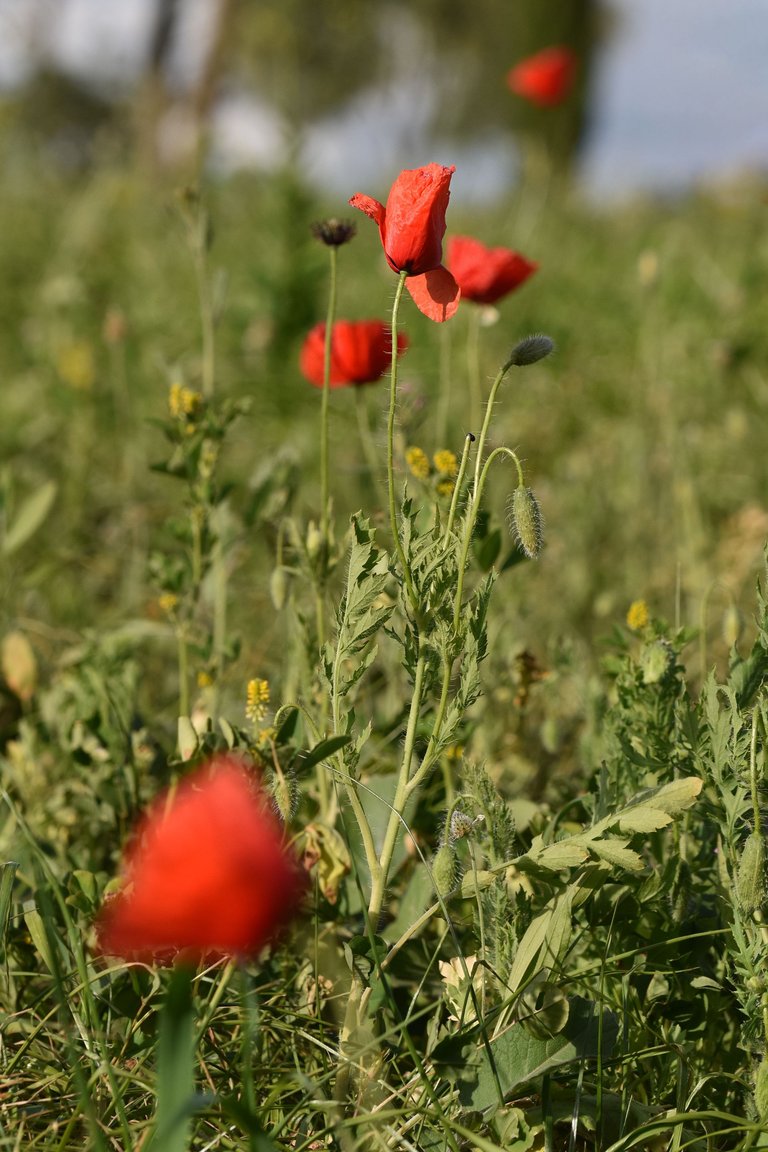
<box><xmin>507</xmin><ymin>0</ymin><xmax>602</xmax><ymax>186</ymax></box>
<box><xmin>134</xmin><ymin>0</ymin><xmax>235</xmax><ymax>175</ymax></box>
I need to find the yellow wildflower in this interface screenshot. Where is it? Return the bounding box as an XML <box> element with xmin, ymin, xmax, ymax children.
<box><xmin>433</xmin><ymin>449</ymin><xmax>458</xmax><ymax>478</ymax></box>
<box><xmin>405</xmin><ymin>446</ymin><xmax>430</xmax><ymax>479</ymax></box>
<box><xmin>436</xmin><ymin>478</ymin><xmax>454</xmax><ymax>498</ymax></box>
<box><xmin>246</xmin><ymin>678</ymin><xmax>270</xmax><ymax>723</ymax></box>
<box><xmin>169</xmin><ymin>381</ymin><xmax>203</xmax><ymax>418</ymax></box>
<box><xmin>196</xmin><ymin>670</ymin><xmax>214</xmax><ymax>688</ymax></box>
<box><xmin>56</xmin><ymin>341</ymin><xmax>95</xmax><ymax>390</ymax></box>
<box><xmin>158</xmin><ymin>592</ymin><xmax>179</xmax><ymax>617</ymax></box>
<box><xmin>626</xmin><ymin>599</ymin><xmax>650</xmax><ymax>631</ymax></box>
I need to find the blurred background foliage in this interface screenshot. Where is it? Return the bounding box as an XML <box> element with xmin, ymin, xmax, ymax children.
<box><xmin>0</xmin><ymin>0</ymin><xmax>765</xmax><ymax>799</ymax></box>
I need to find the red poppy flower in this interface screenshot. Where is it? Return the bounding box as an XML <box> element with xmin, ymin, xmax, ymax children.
<box><xmin>349</xmin><ymin>164</ymin><xmax>461</xmax><ymax>323</ymax></box>
<box><xmin>447</xmin><ymin>236</ymin><xmax>538</xmax><ymax>306</ymax></box>
<box><xmin>95</xmin><ymin>757</ymin><xmax>305</xmax><ymax>964</ymax></box>
<box><xmin>507</xmin><ymin>46</ymin><xmax>577</xmax><ymax>108</ymax></box>
<box><xmin>300</xmin><ymin>320</ymin><xmax>408</xmax><ymax>389</ymax></box>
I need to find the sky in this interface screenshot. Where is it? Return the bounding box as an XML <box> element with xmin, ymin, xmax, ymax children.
<box><xmin>0</xmin><ymin>0</ymin><xmax>765</xmax><ymax>202</ymax></box>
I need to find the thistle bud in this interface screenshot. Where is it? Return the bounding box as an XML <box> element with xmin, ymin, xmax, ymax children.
<box><xmin>737</xmin><ymin>832</ymin><xmax>766</xmax><ymax>914</ymax></box>
<box><xmin>432</xmin><ymin>842</ymin><xmax>458</xmax><ymax>898</ymax></box>
<box><xmin>508</xmin><ymin>486</ymin><xmax>543</xmax><ymax>560</ymax></box>
<box><xmin>506</xmin><ymin>334</ymin><xmax>555</xmax><ymax>369</ymax></box>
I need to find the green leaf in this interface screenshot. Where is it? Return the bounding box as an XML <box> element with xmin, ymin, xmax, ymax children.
<box><xmin>458</xmin><ymin>997</ymin><xmax>617</xmax><ymax>1113</ymax></box>
<box><xmin>297</xmin><ymin>734</ymin><xmax>351</xmax><ymax>773</ymax></box>
<box><xmin>3</xmin><ymin>480</ymin><xmax>57</xmax><ymax>555</ymax></box>
<box><xmin>149</xmin><ymin>965</ymin><xmax>200</xmax><ymax>1152</ymax></box>
<box><xmin>0</xmin><ymin>860</ymin><xmax>18</xmax><ymax>953</ymax></box>
<box><xmin>507</xmin><ymin>888</ymin><xmax>573</xmax><ymax>994</ymax></box>
<box><xmin>589</xmin><ymin>840</ymin><xmax>644</xmax><ymax>871</ymax></box>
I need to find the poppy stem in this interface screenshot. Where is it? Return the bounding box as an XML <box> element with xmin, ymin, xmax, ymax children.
<box><xmin>467</xmin><ymin>305</ymin><xmax>482</xmax><ymax>436</ymax></box>
<box><xmin>319</xmin><ymin>247</ymin><xmax>339</xmax><ymax>561</ymax></box>
<box><xmin>387</xmin><ymin>271</ymin><xmax>416</xmax><ymax>605</ymax></box>
<box><xmin>453</xmin><ymin>362</ymin><xmax>512</xmax><ymax>631</ymax></box>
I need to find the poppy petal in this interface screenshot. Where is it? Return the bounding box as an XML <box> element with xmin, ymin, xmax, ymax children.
<box><xmin>348</xmin><ymin>193</ymin><xmax>385</xmax><ymax>227</ymax></box>
<box><xmin>406</xmin><ymin>267</ymin><xmax>461</xmax><ymax>323</ymax></box>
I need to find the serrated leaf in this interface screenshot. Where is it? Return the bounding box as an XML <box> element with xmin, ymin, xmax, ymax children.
<box><xmin>617</xmin><ymin>808</ymin><xmax>674</xmax><ymax>834</ymax></box>
<box><xmin>527</xmin><ymin>839</ymin><xmax>590</xmax><ymax>870</ymax></box>
<box><xmin>589</xmin><ymin>840</ymin><xmax>644</xmax><ymax>871</ymax></box>
<box><xmin>3</xmin><ymin>480</ymin><xmax>57</xmax><ymax>555</ymax></box>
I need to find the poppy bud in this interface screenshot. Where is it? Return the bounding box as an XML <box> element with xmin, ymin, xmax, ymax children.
<box><xmin>506</xmin><ymin>334</ymin><xmax>555</xmax><ymax>368</ymax></box>
<box><xmin>432</xmin><ymin>842</ymin><xmax>458</xmax><ymax>898</ymax></box>
<box><xmin>508</xmin><ymin>485</ymin><xmax>544</xmax><ymax>560</ymax></box>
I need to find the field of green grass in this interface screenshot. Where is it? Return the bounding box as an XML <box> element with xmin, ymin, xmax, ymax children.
<box><xmin>2</xmin><ymin>143</ymin><xmax>768</xmax><ymax>1150</ymax></box>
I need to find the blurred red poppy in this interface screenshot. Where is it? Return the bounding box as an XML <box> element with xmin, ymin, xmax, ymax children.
<box><xmin>507</xmin><ymin>46</ymin><xmax>577</xmax><ymax>107</ymax></box>
<box><xmin>300</xmin><ymin>320</ymin><xmax>408</xmax><ymax>388</ymax></box>
<box><xmin>350</xmin><ymin>164</ymin><xmax>460</xmax><ymax>322</ymax></box>
<box><xmin>95</xmin><ymin>757</ymin><xmax>305</xmax><ymax>964</ymax></box>
<box><xmin>447</xmin><ymin>236</ymin><xmax>538</xmax><ymax>305</ymax></box>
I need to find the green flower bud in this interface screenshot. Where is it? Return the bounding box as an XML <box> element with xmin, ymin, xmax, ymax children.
<box><xmin>506</xmin><ymin>334</ymin><xmax>555</xmax><ymax>368</ymax></box>
<box><xmin>737</xmin><ymin>832</ymin><xmax>766</xmax><ymax>914</ymax></box>
<box><xmin>270</xmin><ymin>567</ymin><xmax>288</xmax><ymax>610</ymax></box>
<box><xmin>432</xmin><ymin>842</ymin><xmax>458</xmax><ymax>898</ymax></box>
<box><xmin>640</xmin><ymin>639</ymin><xmax>674</xmax><ymax>685</ymax></box>
<box><xmin>508</xmin><ymin>485</ymin><xmax>543</xmax><ymax>560</ymax></box>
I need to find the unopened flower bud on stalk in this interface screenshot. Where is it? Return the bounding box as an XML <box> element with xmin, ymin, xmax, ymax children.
<box><xmin>509</xmin><ymin>485</ymin><xmax>544</xmax><ymax>560</ymax></box>
<box><xmin>506</xmin><ymin>334</ymin><xmax>555</xmax><ymax>369</ymax></box>
<box><xmin>432</xmin><ymin>842</ymin><xmax>458</xmax><ymax>898</ymax></box>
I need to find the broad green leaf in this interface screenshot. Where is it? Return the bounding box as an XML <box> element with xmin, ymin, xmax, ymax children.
<box><xmin>458</xmin><ymin>997</ymin><xmax>617</xmax><ymax>1113</ymax></box>
<box><xmin>3</xmin><ymin>480</ymin><xmax>57</xmax><ymax>555</ymax></box>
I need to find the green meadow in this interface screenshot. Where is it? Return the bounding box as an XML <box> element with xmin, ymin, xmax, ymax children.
<box><xmin>2</xmin><ymin>139</ymin><xmax>768</xmax><ymax>1149</ymax></box>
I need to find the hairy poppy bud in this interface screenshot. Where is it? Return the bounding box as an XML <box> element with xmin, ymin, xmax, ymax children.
<box><xmin>506</xmin><ymin>334</ymin><xmax>555</xmax><ymax>368</ymax></box>
<box><xmin>509</xmin><ymin>485</ymin><xmax>544</xmax><ymax>560</ymax></box>
<box><xmin>432</xmin><ymin>842</ymin><xmax>458</xmax><ymax>898</ymax></box>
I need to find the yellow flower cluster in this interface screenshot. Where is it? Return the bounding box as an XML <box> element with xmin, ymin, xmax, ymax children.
<box><xmin>157</xmin><ymin>592</ymin><xmax>179</xmax><ymax>616</ymax></box>
<box><xmin>405</xmin><ymin>447</ymin><xmax>457</xmax><ymax>495</ymax></box>
<box><xmin>433</xmin><ymin>449</ymin><xmax>458</xmax><ymax>478</ymax></box>
<box><xmin>246</xmin><ymin>678</ymin><xmax>270</xmax><ymax>724</ymax></box>
<box><xmin>405</xmin><ymin>446</ymin><xmax>430</xmax><ymax>479</ymax></box>
<box><xmin>169</xmin><ymin>381</ymin><xmax>203</xmax><ymax>419</ymax></box>
<box><xmin>626</xmin><ymin>599</ymin><xmax>650</xmax><ymax>631</ymax></box>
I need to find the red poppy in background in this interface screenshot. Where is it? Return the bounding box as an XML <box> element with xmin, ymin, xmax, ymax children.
<box><xmin>350</xmin><ymin>164</ymin><xmax>461</xmax><ymax>323</ymax></box>
<box><xmin>96</xmin><ymin>757</ymin><xmax>305</xmax><ymax>964</ymax></box>
<box><xmin>507</xmin><ymin>46</ymin><xmax>577</xmax><ymax>107</ymax></box>
<box><xmin>447</xmin><ymin>236</ymin><xmax>538</xmax><ymax>305</ymax></box>
<box><xmin>300</xmin><ymin>320</ymin><xmax>408</xmax><ymax>388</ymax></box>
